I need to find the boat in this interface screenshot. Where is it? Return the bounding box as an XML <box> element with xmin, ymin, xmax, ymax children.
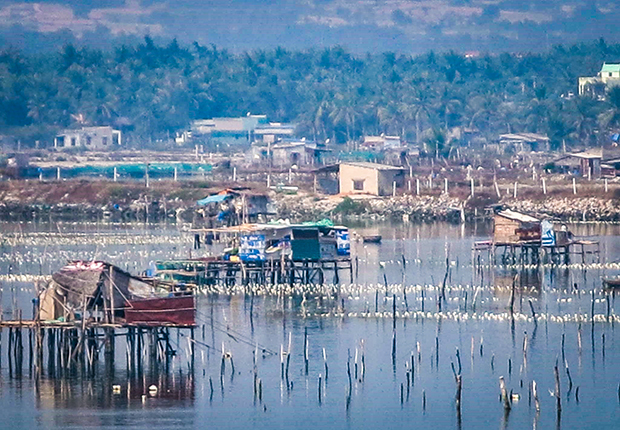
<box><xmin>125</xmin><ymin>294</ymin><xmax>195</xmax><ymax>326</ymax></box>
<box><xmin>362</xmin><ymin>235</ymin><xmax>382</xmax><ymax>243</ymax></box>
<box><xmin>603</xmin><ymin>278</ymin><xmax>620</xmax><ymax>288</ymax></box>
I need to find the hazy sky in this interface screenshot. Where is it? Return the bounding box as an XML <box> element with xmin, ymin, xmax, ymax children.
<box><xmin>0</xmin><ymin>0</ymin><xmax>617</xmax><ymax>53</ymax></box>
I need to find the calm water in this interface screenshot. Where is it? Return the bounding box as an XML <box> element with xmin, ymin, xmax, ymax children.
<box><xmin>0</xmin><ymin>220</ymin><xmax>620</xmax><ymax>429</ymax></box>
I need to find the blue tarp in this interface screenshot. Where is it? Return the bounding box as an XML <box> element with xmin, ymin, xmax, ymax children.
<box><xmin>196</xmin><ymin>193</ymin><xmax>232</xmax><ymax>206</ymax></box>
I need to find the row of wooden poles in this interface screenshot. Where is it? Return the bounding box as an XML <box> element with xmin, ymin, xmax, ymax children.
<box><xmin>0</xmin><ymin>322</ymin><xmax>196</xmax><ymax>380</ymax></box>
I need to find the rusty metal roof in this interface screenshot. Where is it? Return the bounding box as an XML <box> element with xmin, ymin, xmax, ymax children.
<box><xmin>496</xmin><ymin>209</ymin><xmax>539</xmax><ymax>223</ymax></box>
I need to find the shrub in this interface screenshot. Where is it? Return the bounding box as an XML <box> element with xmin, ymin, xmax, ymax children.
<box><xmin>333</xmin><ymin>197</ymin><xmax>368</xmax><ymax>215</ymax></box>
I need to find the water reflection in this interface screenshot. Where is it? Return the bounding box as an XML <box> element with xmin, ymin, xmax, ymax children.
<box><xmin>0</xmin><ymin>221</ymin><xmax>620</xmax><ymax>428</ymax></box>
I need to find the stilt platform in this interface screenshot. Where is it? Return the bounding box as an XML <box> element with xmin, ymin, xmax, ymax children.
<box><xmin>473</xmin><ymin>239</ymin><xmax>600</xmax><ymax>266</ymax></box>
<box><xmin>156</xmin><ymin>257</ymin><xmax>353</xmax><ymax>287</ymax></box>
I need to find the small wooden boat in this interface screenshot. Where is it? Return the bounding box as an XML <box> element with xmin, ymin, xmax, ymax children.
<box><xmin>125</xmin><ymin>295</ymin><xmax>196</xmax><ymax>326</ymax></box>
<box><xmin>362</xmin><ymin>235</ymin><xmax>382</xmax><ymax>244</ymax></box>
<box><xmin>603</xmin><ymin>278</ymin><xmax>620</xmax><ymax>288</ymax></box>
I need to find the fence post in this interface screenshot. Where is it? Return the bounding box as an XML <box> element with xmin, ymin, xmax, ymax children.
<box><xmin>572</xmin><ymin>177</ymin><xmax>577</xmax><ymax>195</ymax></box>
<box><xmin>416</xmin><ymin>178</ymin><xmax>420</xmax><ymax>196</ymax></box>
<box><xmin>542</xmin><ymin>177</ymin><xmax>546</xmax><ymax>195</ymax></box>
<box><xmin>470</xmin><ymin>178</ymin><xmax>475</xmax><ymax>197</ymax></box>
<box><xmin>513</xmin><ymin>182</ymin><xmax>517</xmax><ymax>198</ymax></box>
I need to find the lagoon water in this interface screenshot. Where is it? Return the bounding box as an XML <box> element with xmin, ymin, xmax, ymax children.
<box><xmin>1</xmin><ymin>220</ymin><xmax>620</xmax><ymax>429</ymax></box>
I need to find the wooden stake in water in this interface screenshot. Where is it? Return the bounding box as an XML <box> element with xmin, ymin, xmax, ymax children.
<box><xmin>304</xmin><ymin>327</ymin><xmax>309</xmax><ymax>375</ymax></box>
<box><xmin>392</xmin><ymin>330</ymin><xmax>397</xmax><ymax>363</ymax></box>
<box><xmin>554</xmin><ymin>364</ymin><xmax>562</xmax><ymax>414</ymax></box>
<box><xmin>323</xmin><ymin>347</ymin><xmax>328</xmax><ymax>380</ymax></box>
<box><xmin>499</xmin><ymin>376</ymin><xmax>511</xmax><ymax>411</ymax></box>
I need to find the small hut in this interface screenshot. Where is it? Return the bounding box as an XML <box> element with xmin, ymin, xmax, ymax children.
<box><xmin>493</xmin><ymin>210</ymin><xmax>541</xmax><ymax>245</ymax></box>
<box><xmin>40</xmin><ymin>261</ymin><xmax>194</xmax><ymax>325</ymax></box>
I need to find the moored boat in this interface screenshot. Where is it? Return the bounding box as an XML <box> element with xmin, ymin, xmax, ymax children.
<box><xmin>362</xmin><ymin>235</ymin><xmax>382</xmax><ymax>243</ymax></box>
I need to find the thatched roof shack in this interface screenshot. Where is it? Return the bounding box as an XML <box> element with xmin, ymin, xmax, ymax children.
<box><xmin>40</xmin><ymin>261</ymin><xmax>154</xmax><ymax>321</ymax></box>
<box><xmin>493</xmin><ymin>210</ymin><xmax>541</xmax><ymax>245</ymax></box>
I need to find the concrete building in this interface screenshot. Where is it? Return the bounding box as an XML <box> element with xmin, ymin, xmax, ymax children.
<box><xmin>254</xmin><ymin>123</ymin><xmax>296</xmax><ymax>143</ymax></box>
<box><xmin>554</xmin><ymin>147</ymin><xmax>620</xmax><ymax>178</ymax></box>
<box><xmin>361</xmin><ymin>135</ymin><xmax>401</xmax><ymax>151</ymax></box>
<box><xmin>579</xmin><ymin>63</ymin><xmax>620</xmax><ymax>97</ymax></box>
<box><xmin>498</xmin><ymin>133</ymin><xmax>550</xmax><ymax>153</ymax></box>
<box><xmin>54</xmin><ymin>126</ymin><xmax>121</xmax><ymax>150</ymax></box>
<box><xmin>250</xmin><ymin>140</ymin><xmax>331</xmax><ymax>168</ymax></box>
<box><xmin>338</xmin><ymin>162</ymin><xmax>404</xmax><ymax>196</ymax></box>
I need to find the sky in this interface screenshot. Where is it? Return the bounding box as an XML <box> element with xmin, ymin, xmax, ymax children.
<box><xmin>0</xmin><ymin>0</ymin><xmax>617</xmax><ymax>54</ymax></box>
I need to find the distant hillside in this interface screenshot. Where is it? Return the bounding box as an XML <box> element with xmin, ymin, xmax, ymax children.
<box><xmin>0</xmin><ymin>1</ymin><xmax>619</xmax><ymax>54</ymax></box>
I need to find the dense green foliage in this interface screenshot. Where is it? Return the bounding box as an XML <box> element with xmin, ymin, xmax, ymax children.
<box><xmin>2</xmin><ymin>37</ymin><xmax>620</xmax><ymax>149</ymax></box>
<box><xmin>333</xmin><ymin>197</ymin><xmax>369</xmax><ymax>215</ymax></box>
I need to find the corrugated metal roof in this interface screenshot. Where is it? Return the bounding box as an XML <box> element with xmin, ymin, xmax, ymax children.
<box><xmin>496</xmin><ymin>209</ymin><xmax>539</xmax><ymax>223</ymax></box>
<box><xmin>499</xmin><ymin>133</ymin><xmax>550</xmax><ymax>142</ymax></box>
<box><xmin>340</xmin><ymin>162</ymin><xmax>404</xmax><ymax>171</ymax></box>
<box><xmin>602</xmin><ymin>63</ymin><xmax>620</xmax><ymax>73</ymax></box>
<box><xmin>196</xmin><ymin>193</ymin><xmax>232</xmax><ymax>205</ymax></box>
<box><xmin>570</xmin><ymin>148</ymin><xmax>603</xmax><ymax>159</ymax></box>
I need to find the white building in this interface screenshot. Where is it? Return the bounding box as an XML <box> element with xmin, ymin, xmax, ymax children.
<box><xmin>579</xmin><ymin>63</ymin><xmax>620</xmax><ymax>97</ymax></box>
<box><xmin>55</xmin><ymin>126</ymin><xmax>121</xmax><ymax>150</ymax></box>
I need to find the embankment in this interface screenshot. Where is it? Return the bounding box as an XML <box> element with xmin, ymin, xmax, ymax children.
<box><xmin>2</xmin><ymin>180</ymin><xmax>620</xmax><ymax>223</ymax></box>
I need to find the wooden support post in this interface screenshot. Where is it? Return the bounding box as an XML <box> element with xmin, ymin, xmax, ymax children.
<box><xmin>108</xmin><ymin>266</ymin><xmax>115</xmax><ymax>324</ymax></box>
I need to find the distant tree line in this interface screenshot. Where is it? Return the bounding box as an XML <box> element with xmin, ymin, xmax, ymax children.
<box><xmin>2</xmin><ymin>37</ymin><xmax>620</xmax><ymax>152</ymax></box>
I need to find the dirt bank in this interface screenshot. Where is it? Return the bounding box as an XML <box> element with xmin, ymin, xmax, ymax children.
<box><xmin>2</xmin><ymin>179</ymin><xmax>620</xmax><ymax>223</ymax></box>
